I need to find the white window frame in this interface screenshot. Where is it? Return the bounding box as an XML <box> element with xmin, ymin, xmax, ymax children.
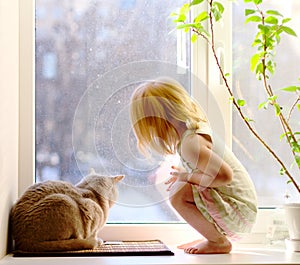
<box><xmin>19</xmin><ymin>0</ymin><xmax>274</xmax><ymax>244</ymax></box>
<box><xmin>19</xmin><ymin>0</ymin><xmax>35</xmax><ymax>196</ymax></box>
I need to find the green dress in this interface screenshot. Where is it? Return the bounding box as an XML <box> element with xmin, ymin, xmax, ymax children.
<box><xmin>177</xmin><ymin>121</ymin><xmax>257</xmax><ymax>240</ymax></box>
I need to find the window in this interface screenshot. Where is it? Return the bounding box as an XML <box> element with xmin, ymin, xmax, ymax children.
<box><xmin>35</xmin><ymin>0</ymin><xmax>191</xmax><ymax>222</ymax></box>
<box><xmin>232</xmin><ymin>0</ymin><xmax>300</xmax><ymax>206</ymax></box>
<box><xmin>21</xmin><ymin>0</ymin><xmax>299</xmax><ymax>228</ymax></box>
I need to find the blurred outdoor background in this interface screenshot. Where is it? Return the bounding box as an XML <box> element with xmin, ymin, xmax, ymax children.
<box><xmin>35</xmin><ymin>0</ymin><xmax>300</xmax><ymax>222</ymax></box>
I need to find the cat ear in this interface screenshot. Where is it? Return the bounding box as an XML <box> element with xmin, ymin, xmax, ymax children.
<box><xmin>113</xmin><ymin>175</ymin><xmax>124</xmax><ymax>183</ymax></box>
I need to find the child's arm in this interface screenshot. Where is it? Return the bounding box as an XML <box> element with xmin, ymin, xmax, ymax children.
<box><xmin>175</xmin><ymin>133</ymin><xmax>233</xmax><ymax>188</ymax></box>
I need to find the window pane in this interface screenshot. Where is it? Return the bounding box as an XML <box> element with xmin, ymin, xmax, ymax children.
<box><xmin>35</xmin><ymin>0</ymin><xmax>190</xmax><ymax>222</ymax></box>
<box><xmin>232</xmin><ymin>0</ymin><xmax>300</xmax><ymax>206</ymax></box>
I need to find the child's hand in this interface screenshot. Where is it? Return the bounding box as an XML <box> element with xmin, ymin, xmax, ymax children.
<box><xmin>165</xmin><ymin>175</ymin><xmax>178</xmax><ymax>191</ymax></box>
<box><xmin>165</xmin><ymin>166</ymin><xmax>188</xmax><ymax>191</ymax></box>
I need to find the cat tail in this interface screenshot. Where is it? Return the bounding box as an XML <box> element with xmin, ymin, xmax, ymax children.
<box><xmin>17</xmin><ymin>237</ymin><xmax>98</xmax><ymax>252</ymax></box>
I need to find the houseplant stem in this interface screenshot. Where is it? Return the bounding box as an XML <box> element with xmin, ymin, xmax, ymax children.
<box><xmin>206</xmin><ymin>1</ymin><xmax>300</xmax><ymax>193</ymax></box>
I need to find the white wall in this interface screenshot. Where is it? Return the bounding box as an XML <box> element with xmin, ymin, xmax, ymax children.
<box><xmin>0</xmin><ymin>0</ymin><xmax>19</xmax><ymax>258</ymax></box>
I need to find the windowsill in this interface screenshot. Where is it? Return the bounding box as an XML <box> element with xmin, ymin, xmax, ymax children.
<box><xmin>1</xmin><ymin>243</ymin><xmax>300</xmax><ymax>265</ymax></box>
<box><xmin>3</xmin><ymin>210</ymin><xmax>300</xmax><ymax>265</ymax></box>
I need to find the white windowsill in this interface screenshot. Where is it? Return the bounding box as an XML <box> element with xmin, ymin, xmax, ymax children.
<box><xmin>2</xmin><ymin>222</ymin><xmax>300</xmax><ymax>264</ymax></box>
<box><xmin>3</xmin><ymin>209</ymin><xmax>300</xmax><ymax>264</ymax></box>
<box><xmin>1</xmin><ymin>243</ymin><xmax>300</xmax><ymax>265</ymax></box>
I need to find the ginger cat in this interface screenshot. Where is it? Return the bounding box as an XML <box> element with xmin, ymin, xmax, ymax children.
<box><xmin>11</xmin><ymin>170</ymin><xmax>123</xmax><ymax>252</ymax></box>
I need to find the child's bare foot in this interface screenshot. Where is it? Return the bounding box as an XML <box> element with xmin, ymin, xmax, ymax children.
<box><xmin>177</xmin><ymin>239</ymin><xmax>204</xmax><ymax>249</ymax></box>
<box><xmin>184</xmin><ymin>238</ymin><xmax>232</xmax><ymax>254</ymax></box>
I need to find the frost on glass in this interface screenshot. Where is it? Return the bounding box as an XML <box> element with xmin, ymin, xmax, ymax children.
<box><xmin>232</xmin><ymin>0</ymin><xmax>300</xmax><ymax>206</ymax></box>
<box><xmin>35</xmin><ymin>0</ymin><xmax>189</xmax><ymax>222</ymax></box>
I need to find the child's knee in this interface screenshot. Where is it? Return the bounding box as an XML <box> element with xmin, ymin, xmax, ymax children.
<box><xmin>169</xmin><ymin>193</ymin><xmax>180</xmax><ymax>208</ymax></box>
<box><xmin>169</xmin><ymin>186</ymin><xmax>190</xmax><ymax>209</ymax></box>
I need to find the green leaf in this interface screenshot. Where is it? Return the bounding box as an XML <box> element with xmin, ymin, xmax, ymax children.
<box><xmin>194</xmin><ymin>11</ymin><xmax>209</xmax><ymax>23</ymax></box>
<box><xmin>245</xmin><ymin>15</ymin><xmax>262</xmax><ymax>23</ymax></box>
<box><xmin>179</xmin><ymin>3</ymin><xmax>190</xmax><ymax>17</ymax></box>
<box><xmin>191</xmin><ymin>33</ymin><xmax>198</xmax><ymax>43</ymax></box>
<box><xmin>258</xmin><ymin>101</ymin><xmax>268</xmax><ymax>110</ymax></box>
<box><xmin>297</xmin><ymin>104</ymin><xmax>300</xmax><ymax>112</ymax></box>
<box><xmin>253</xmin><ymin>0</ymin><xmax>263</xmax><ymax>4</ymax></box>
<box><xmin>280</xmin><ymin>132</ymin><xmax>288</xmax><ymax>141</ymax></box>
<box><xmin>266</xmin><ymin>60</ymin><xmax>275</xmax><ymax>75</ymax></box>
<box><xmin>281</xmin><ymin>86</ymin><xmax>298</xmax><ymax>92</ymax></box>
<box><xmin>255</xmin><ymin>62</ymin><xmax>263</xmax><ymax>76</ymax></box>
<box><xmin>265</xmin><ymin>16</ymin><xmax>278</xmax><ymax>24</ymax></box>
<box><xmin>281</xmin><ymin>26</ymin><xmax>297</xmax><ymax>37</ymax></box>
<box><xmin>295</xmin><ymin>155</ymin><xmax>300</xmax><ymax>167</ymax></box>
<box><xmin>211</xmin><ymin>2</ymin><xmax>224</xmax><ymax>22</ymax></box>
<box><xmin>237</xmin><ymin>99</ymin><xmax>246</xmax><ymax>106</ymax></box>
<box><xmin>213</xmin><ymin>1</ymin><xmax>225</xmax><ymax>14</ymax></box>
<box><xmin>266</xmin><ymin>10</ymin><xmax>283</xmax><ymax>17</ymax></box>
<box><xmin>176</xmin><ymin>23</ymin><xmax>192</xmax><ymax>30</ymax></box>
<box><xmin>265</xmin><ymin>37</ymin><xmax>275</xmax><ymax>48</ymax></box>
<box><xmin>212</xmin><ymin>9</ymin><xmax>222</xmax><ymax>21</ymax></box>
<box><xmin>252</xmin><ymin>39</ymin><xmax>262</xmax><ymax>47</ymax></box>
<box><xmin>175</xmin><ymin>13</ymin><xmax>187</xmax><ymax>23</ymax></box>
<box><xmin>190</xmin><ymin>0</ymin><xmax>204</xmax><ymax>6</ymax></box>
<box><xmin>244</xmin><ymin>116</ymin><xmax>255</xmax><ymax>122</ymax></box>
<box><xmin>250</xmin><ymin>53</ymin><xmax>260</xmax><ymax>72</ymax></box>
<box><xmin>258</xmin><ymin>24</ymin><xmax>270</xmax><ymax>34</ymax></box>
<box><xmin>274</xmin><ymin>103</ymin><xmax>281</xmax><ymax>116</ymax></box>
<box><xmin>275</xmin><ymin>32</ymin><xmax>281</xmax><ymax>44</ymax></box>
<box><xmin>282</xmin><ymin>18</ymin><xmax>292</xmax><ymax>24</ymax></box>
<box><xmin>268</xmin><ymin>95</ymin><xmax>278</xmax><ymax>102</ymax></box>
<box><xmin>279</xmin><ymin>167</ymin><xmax>286</xmax><ymax>175</ymax></box>
<box><xmin>245</xmin><ymin>9</ymin><xmax>256</xmax><ymax>16</ymax></box>
<box><xmin>292</xmin><ymin>142</ymin><xmax>300</xmax><ymax>153</ymax></box>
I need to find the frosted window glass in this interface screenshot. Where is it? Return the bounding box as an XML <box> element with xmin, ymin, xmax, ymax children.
<box><xmin>35</xmin><ymin>0</ymin><xmax>190</xmax><ymax>222</ymax></box>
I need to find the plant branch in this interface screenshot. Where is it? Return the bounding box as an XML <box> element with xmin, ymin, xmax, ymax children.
<box><xmin>192</xmin><ymin>28</ymin><xmax>211</xmax><ymax>44</ymax></box>
<box><xmin>207</xmin><ymin>1</ymin><xmax>300</xmax><ymax>193</ymax></box>
<box><xmin>259</xmin><ymin>11</ymin><xmax>299</xmax><ymax>165</ymax></box>
<box><xmin>288</xmin><ymin>95</ymin><xmax>300</xmax><ymax>122</ymax></box>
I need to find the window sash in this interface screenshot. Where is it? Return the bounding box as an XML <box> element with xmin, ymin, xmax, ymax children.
<box><xmin>18</xmin><ymin>0</ymin><xmax>278</xmax><ymax>243</ymax></box>
<box><xmin>19</xmin><ymin>0</ymin><xmax>35</xmax><ymax>196</ymax></box>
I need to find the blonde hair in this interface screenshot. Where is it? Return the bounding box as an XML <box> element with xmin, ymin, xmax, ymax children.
<box><xmin>130</xmin><ymin>77</ymin><xmax>206</xmax><ymax>156</ymax></box>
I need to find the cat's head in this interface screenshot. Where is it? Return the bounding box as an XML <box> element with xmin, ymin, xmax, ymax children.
<box><xmin>76</xmin><ymin>170</ymin><xmax>124</xmax><ymax>207</ymax></box>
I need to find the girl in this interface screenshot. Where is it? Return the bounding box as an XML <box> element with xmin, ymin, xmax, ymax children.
<box><xmin>130</xmin><ymin>77</ymin><xmax>257</xmax><ymax>254</ymax></box>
